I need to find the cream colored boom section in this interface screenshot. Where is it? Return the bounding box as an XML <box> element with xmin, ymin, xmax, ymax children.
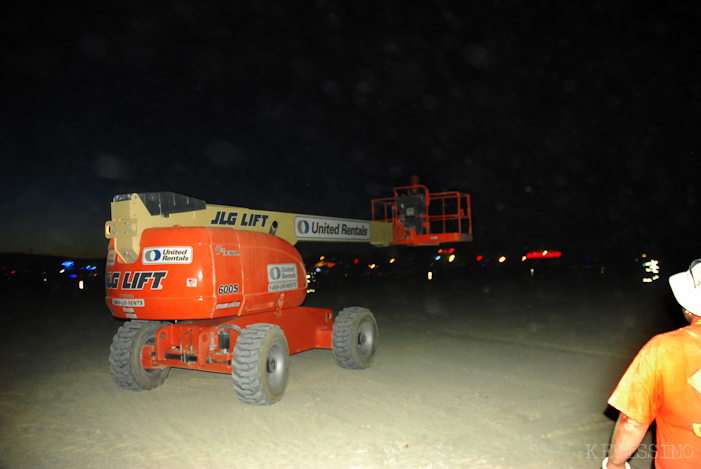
<box><xmin>105</xmin><ymin>193</ymin><xmax>394</xmax><ymax>264</ymax></box>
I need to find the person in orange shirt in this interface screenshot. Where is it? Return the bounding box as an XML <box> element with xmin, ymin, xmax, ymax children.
<box><xmin>604</xmin><ymin>259</ymin><xmax>701</xmax><ymax>469</ymax></box>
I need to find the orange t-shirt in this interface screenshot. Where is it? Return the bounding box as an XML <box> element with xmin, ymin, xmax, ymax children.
<box><xmin>608</xmin><ymin>321</ymin><xmax>701</xmax><ymax>468</ymax></box>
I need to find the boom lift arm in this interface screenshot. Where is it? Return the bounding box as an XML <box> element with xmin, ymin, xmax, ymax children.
<box><xmin>105</xmin><ymin>186</ymin><xmax>472</xmax><ymax>264</ymax></box>
<box><xmin>105</xmin><ymin>192</ymin><xmax>394</xmax><ymax>265</ymax></box>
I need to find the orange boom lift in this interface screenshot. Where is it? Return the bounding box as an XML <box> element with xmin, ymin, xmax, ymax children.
<box><xmin>105</xmin><ymin>184</ymin><xmax>471</xmax><ymax>404</ymax></box>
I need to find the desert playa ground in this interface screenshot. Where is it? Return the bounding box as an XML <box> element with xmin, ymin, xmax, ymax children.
<box><xmin>0</xmin><ymin>272</ymin><xmax>681</xmax><ymax>468</ymax></box>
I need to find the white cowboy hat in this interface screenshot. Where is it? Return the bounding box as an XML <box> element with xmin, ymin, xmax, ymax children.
<box><xmin>669</xmin><ymin>259</ymin><xmax>701</xmax><ymax>315</ymax></box>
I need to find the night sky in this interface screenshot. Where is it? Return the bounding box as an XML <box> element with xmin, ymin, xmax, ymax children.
<box><xmin>1</xmin><ymin>2</ymin><xmax>698</xmax><ymax>261</ymax></box>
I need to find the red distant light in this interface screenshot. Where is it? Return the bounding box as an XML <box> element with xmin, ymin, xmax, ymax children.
<box><xmin>476</xmin><ymin>255</ymin><xmax>483</xmax><ymax>261</ymax></box>
<box><xmin>354</xmin><ymin>258</ymin><xmax>359</xmax><ymax>264</ymax></box>
<box><xmin>525</xmin><ymin>251</ymin><xmax>562</xmax><ymax>259</ymax></box>
<box><xmin>449</xmin><ymin>248</ymin><xmax>454</xmax><ymax>254</ymax></box>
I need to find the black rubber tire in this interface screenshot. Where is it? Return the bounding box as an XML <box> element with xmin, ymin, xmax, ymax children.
<box><xmin>109</xmin><ymin>320</ymin><xmax>169</xmax><ymax>391</ymax></box>
<box><xmin>232</xmin><ymin>324</ymin><xmax>289</xmax><ymax>405</ymax></box>
<box><xmin>332</xmin><ymin>307</ymin><xmax>378</xmax><ymax>369</ymax></box>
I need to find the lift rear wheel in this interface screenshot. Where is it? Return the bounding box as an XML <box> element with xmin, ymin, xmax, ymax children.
<box><xmin>332</xmin><ymin>307</ymin><xmax>378</xmax><ymax>369</ymax></box>
<box><xmin>232</xmin><ymin>324</ymin><xmax>289</xmax><ymax>405</ymax></box>
<box><xmin>109</xmin><ymin>320</ymin><xmax>170</xmax><ymax>391</ymax></box>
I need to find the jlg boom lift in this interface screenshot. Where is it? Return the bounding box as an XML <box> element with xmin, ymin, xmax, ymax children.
<box><xmin>105</xmin><ymin>184</ymin><xmax>472</xmax><ymax>405</ymax></box>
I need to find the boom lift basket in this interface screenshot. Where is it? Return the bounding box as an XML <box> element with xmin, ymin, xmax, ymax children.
<box><xmin>371</xmin><ymin>185</ymin><xmax>473</xmax><ymax>246</ymax></box>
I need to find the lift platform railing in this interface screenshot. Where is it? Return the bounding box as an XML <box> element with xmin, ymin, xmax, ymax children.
<box><xmin>371</xmin><ymin>185</ymin><xmax>473</xmax><ymax>246</ymax></box>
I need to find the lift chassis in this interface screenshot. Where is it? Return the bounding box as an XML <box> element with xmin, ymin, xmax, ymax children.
<box><xmin>105</xmin><ymin>186</ymin><xmax>471</xmax><ymax>404</ymax></box>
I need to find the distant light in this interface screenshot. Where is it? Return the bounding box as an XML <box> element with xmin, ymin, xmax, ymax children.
<box><xmin>643</xmin><ymin>259</ymin><xmax>660</xmax><ymax>282</ymax></box>
<box><xmin>643</xmin><ymin>259</ymin><xmax>659</xmax><ymax>274</ymax></box>
<box><xmin>389</xmin><ymin>258</ymin><xmax>396</xmax><ymax>264</ymax></box>
<box><xmin>448</xmin><ymin>254</ymin><xmax>455</xmax><ymax>263</ymax></box>
<box><xmin>78</xmin><ymin>280</ymin><xmax>84</xmax><ymax>290</ymax></box>
<box><xmin>498</xmin><ymin>256</ymin><xmax>506</xmax><ymax>263</ymax></box>
<box><xmin>320</xmin><ymin>255</ymin><xmax>325</xmax><ymax>261</ymax></box>
<box><xmin>369</xmin><ymin>263</ymin><xmax>377</xmax><ymax>269</ymax></box>
<box><xmin>354</xmin><ymin>258</ymin><xmax>359</xmax><ymax>264</ymax></box>
<box><xmin>69</xmin><ymin>274</ymin><xmax>77</xmax><ymax>279</ymax></box>
<box><xmin>476</xmin><ymin>255</ymin><xmax>483</xmax><ymax>261</ymax></box>
<box><xmin>448</xmin><ymin>248</ymin><xmax>454</xmax><ymax>254</ymax></box>
<box><xmin>62</xmin><ymin>261</ymin><xmax>75</xmax><ymax>268</ymax></box>
<box><xmin>521</xmin><ymin>256</ymin><xmax>527</xmax><ymax>261</ymax></box>
<box><xmin>435</xmin><ymin>255</ymin><xmax>441</xmax><ymax>261</ymax></box>
<box><xmin>525</xmin><ymin>251</ymin><xmax>562</xmax><ymax>259</ymax></box>
<box><xmin>427</xmin><ymin>271</ymin><xmax>433</xmax><ymax>280</ymax></box>
<box><xmin>316</xmin><ymin>267</ymin><xmax>321</xmax><ymax>272</ymax></box>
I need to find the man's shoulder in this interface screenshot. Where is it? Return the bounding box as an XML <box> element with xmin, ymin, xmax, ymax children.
<box><xmin>644</xmin><ymin>323</ymin><xmax>701</xmax><ymax>353</ymax></box>
<box><xmin>655</xmin><ymin>322</ymin><xmax>701</xmax><ymax>339</ymax></box>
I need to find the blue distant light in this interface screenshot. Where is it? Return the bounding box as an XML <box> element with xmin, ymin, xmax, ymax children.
<box><xmin>62</xmin><ymin>261</ymin><xmax>75</xmax><ymax>268</ymax></box>
<box><xmin>69</xmin><ymin>274</ymin><xmax>77</xmax><ymax>279</ymax></box>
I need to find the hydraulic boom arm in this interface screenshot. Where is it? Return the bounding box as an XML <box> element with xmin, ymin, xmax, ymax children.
<box><xmin>105</xmin><ymin>192</ymin><xmax>394</xmax><ymax>264</ymax></box>
<box><xmin>105</xmin><ymin>186</ymin><xmax>472</xmax><ymax>265</ymax></box>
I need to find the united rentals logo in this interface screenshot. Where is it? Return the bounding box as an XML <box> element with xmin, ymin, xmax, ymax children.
<box><xmin>294</xmin><ymin>216</ymin><xmax>370</xmax><ymax>241</ymax></box>
<box><xmin>142</xmin><ymin>247</ymin><xmax>193</xmax><ymax>264</ymax></box>
<box><xmin>267</xmin><ymin>263</ymin><xmax>298</xmax><ymax>292</ymax></box>
<box><xmin>297</xmin><ymin>219</ymin><xmax>311</xmax><ymax>234</ymax></box>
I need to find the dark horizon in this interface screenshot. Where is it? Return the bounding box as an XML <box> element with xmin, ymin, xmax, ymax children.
<box><xmin>2</xmin><ymin>2</ymin><xmax>698</xmax><ymax>260</ymax></box>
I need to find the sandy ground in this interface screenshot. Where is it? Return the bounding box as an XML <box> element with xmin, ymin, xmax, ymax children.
<box><xmin>0</xmin><ymin>273</ymin><xmax>681</xmax><ymax>468</ymax></box>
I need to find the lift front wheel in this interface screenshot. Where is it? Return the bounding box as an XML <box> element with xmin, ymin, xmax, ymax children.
<box><xmin>332</xmin><ymin>307</ymin><xmax>378</xmax><ymax>369</ymax></box>
<box><xmin>232</xmin><ymin>324</ymin><xmax>290</xmax><ymax>405</ymax></box>
<box><xmin>109</xmin><ymin>320</ymin><xmax>170</xmax><ymax>391</ymax></box>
